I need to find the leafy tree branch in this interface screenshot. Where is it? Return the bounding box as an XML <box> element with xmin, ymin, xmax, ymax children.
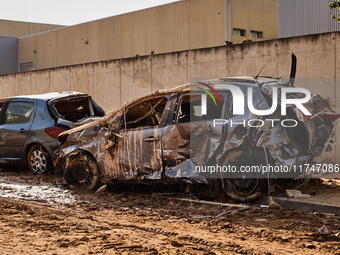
<box><xmin>329</xmin><ymin>1</ymin><xmax>340</xmax><ymax>23</ymax></box>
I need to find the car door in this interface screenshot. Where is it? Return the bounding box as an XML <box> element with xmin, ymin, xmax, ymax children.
<box><xmin>0</xmin><ymin>99</ymin><xmax>35</xmax><ymax>163</ymax></box>
<box><xmin>161</xmin><ymin>92</ymin><xmax>226</xmax><ymax>179</ymax></box>
<box><xmin>110</xmin><ymin>96</ymin><xmax>170</xmax><ymax>180</ymax></box>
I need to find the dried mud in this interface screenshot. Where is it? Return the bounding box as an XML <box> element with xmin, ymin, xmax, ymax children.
<box><xmin>0</xmin><ymin>169</ymin><xmax>340</xmax><ymax>254</ymax></box>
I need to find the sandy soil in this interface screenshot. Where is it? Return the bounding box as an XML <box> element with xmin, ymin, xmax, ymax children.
<box><xmin>1</xmin><ymin>169</ymin><xmax>340</xmax><ymax>254</ymax></box>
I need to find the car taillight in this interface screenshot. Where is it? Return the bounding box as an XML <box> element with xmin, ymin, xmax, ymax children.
<box><xmin>324</xmin><ymin>113</ymin><xmax>340</xmax><ymax>121</ymax></box>
<box><xmin>44</xmin><ymin>127</ymin><xmax>68</xmax><ymax>139</ymax></box>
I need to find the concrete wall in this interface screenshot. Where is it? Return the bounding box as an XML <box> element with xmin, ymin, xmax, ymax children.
<box><xmin>17</xmin><ymin>0</ymin><xmax>278</xmax><ymax>70</ymax></box>
<box><xmin>1</xmin><ymin>32</ymin><xmax>339</xmax><ymax>161</ymax></box>
<box><xmin>0</xmin><ymin>37</ymin><xmax>18</xmax><ymax>75</ymax></box>
<box><xmin>0</xmin><ymin>20</ymin><xmax>65</xmax><ymax>38</ymax></box>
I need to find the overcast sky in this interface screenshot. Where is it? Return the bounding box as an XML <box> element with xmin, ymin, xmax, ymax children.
<box><xmin>0</xmin><ymin>0</ymin><xmax>181</xmax><ymax>26</ymax></box>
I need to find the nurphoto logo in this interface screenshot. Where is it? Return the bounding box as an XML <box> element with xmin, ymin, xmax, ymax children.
<box><xmin>198</xmin><ymin>82</ymin><xmax>312</xmax><ymax>128</ymax></box>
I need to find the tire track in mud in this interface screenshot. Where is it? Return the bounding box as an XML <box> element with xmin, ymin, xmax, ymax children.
<box><xmin>2</xmin><ymin>171</ymin><xmax>340</xmax><ymax>254</ymax></box>
<box><xmin>0</xmin><ymin>197</ymin><xmax>265</xmax><ymax>254</ymax></box>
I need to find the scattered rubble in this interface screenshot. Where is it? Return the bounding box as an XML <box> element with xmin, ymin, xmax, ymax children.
<box><xmin>285</xmin><ymin>189</ymin><xmax>311</xmax><ymax>199</ymax></box>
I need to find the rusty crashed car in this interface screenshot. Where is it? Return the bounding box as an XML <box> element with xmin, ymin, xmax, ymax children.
<box><xmin>56</xmin><ymin>76</ymin><xmax>339</xmax><ymax>201</ymax></box>
<box><xmin>0</xmin><ymin>92</ymin><xmax>105</xmax><ymax>174</ymax></box>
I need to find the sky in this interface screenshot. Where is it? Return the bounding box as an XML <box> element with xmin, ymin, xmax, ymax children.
<box><xmin>0</xmin><ymin>0</ymin><xmax>181</xmax><ymax>26</ymax></box>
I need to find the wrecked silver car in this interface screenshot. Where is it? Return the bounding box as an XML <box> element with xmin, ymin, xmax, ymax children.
<box><xmin>0</xmin><ymin>92</ymin><xmax>105</xmax><ymax>174</ymax></box>
<box><xmin>56</xmin><ymin>73</ymin><xmax>339</xmax><ymax>201</ymax></box>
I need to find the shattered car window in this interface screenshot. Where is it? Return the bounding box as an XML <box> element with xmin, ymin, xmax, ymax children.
<box><xmin>3</xmin><ymin>101</ymin><xmax>34</xmax><ymax>124</ymax></box>
<box><xmin>107</xmin><ymin>112</ymin><xmax>122</xmax><ymax>130</ymax></box>
<box><xmin>178</xmin><ymin>94</ymin><xmax>224</xmax><ymax>123</ymax></box>
<box><xmin>250</xmin><ymin>87</ymin><xmax>264</xmax><ymax>112</ymax></box>
<box><xmin>122</xmin><ymin>97</ymin><xmax>167</xmax><ymax>129</ymax></box>
<box><xmin>53</xmin><ymin>97</ymin><xmax>102</xmax><ymax>122</ymax></box>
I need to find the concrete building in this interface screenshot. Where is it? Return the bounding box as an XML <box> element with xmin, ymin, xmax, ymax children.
<box><xmin>0</xmin><ymin>20</ymin><xmax>65</xmax><ymax>74</ymax></box>
<box><xmin>3</xmin><ymin>0</ymin><xmax>340</xmax><ymax>75</ymax></box>
<box><xmin>278</xmin><ymin>0</ymin><xmax>340</xmax><ymax>38</ymax></box>
<box><xmin>16</xmin><ymin>0</ymin><xmax>278</xmax><ymax>71</ymax></box>
<box><xmin>0</xmin><ymin>19</ymin><xmax>65</xmax><ymax>38</ymax></box>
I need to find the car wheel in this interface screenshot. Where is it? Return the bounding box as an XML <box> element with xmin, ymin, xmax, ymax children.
<box><xmin>28</xmin><ymin>144</ymin><xmax>53</xmax><ymax>174</ymax></box>
<box><xmin>220</xmin><ymin>149</ymin><xmax>268</xmax><ymax>202</ymax></box>
<box><xmin>64</xmin><ymin>151</ymin><xmax>100</xmax><ymax>190</ymax></box>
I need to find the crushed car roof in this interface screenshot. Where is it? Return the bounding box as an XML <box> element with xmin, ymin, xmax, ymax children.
<box><xmin>58</xmin><ymin>76</ymin><xmax>286</xmax><ymax>137</ymax></box>
<box><xmin>105</xmin><ymin>76</ymin><xmax>284</xmax><ymax>115</ymax></box>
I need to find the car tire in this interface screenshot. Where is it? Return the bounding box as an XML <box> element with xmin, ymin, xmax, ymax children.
<box><xmin>64</xmin><ymin>151</ymin><xmax>100</xmax><ymax>190</ymax></box>
<box><xmin>28</xmin><ymin>144</ymin><xmax>53</xmax><ymax>174</ymax></box>
<box><xmin>220</xmin><ymin>149</ymin><xmax>269</xmax><ymax>202</ymax></box>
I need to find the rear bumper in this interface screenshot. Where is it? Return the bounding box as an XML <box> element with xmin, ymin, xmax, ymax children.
<box><xmin>40</xmin><ymin>140</ymin><xmax>60</xmax><ymax>162</ymax></box>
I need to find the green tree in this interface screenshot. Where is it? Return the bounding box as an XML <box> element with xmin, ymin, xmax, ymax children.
<box><xmin>330</xmin><ymin>1</ymin><xmax>340</xmax><ymax>23</ymax></box>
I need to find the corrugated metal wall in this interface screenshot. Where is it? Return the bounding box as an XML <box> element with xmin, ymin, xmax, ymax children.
<box><xmin>0</xmin><ymin>37</ymin><xmax>18</xmax><ymax>75</ymax></box>
<box><xmin>279</xmin><ymin>0</ymin><xmax>340</xmax><ymax>37</ymax></box>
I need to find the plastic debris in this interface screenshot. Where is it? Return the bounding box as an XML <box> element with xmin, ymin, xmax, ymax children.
<box><xmin>96</xmin><ymin>184</ymin><xmax>107</xmax><ymax>194</ymax></box>
<box><xmin>312</xmin><ymin>225</ymin><xmax>331</xmax><ymax>236</ymax></box>
<box><xmin>285</xmin><ymin>189</ymin><xmax>311</xmax><ymax>198</ymax></box>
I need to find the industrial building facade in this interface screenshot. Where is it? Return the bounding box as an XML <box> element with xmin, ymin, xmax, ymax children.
<box><xmin>278</xmin><ymin>0</ymin><xmax>340</xmax><ymax>38</ymax></box>
<box><xmin>0</xmin><ymin>19</ymin><xmax>65</xmax><ymax>38</ymax></box>
<box><xmin>1</xmin><ymin>0</ymin><xmax>339</xmax><ymax>75</ymax></box>
<box><xmin>0</xmin><ymin>20</ymin><xmax>65</xmax><ymax>74</ymax></box>
<box><xmin>14</xmin><ymin>0</ymin><xmax>278</xmax><ymax>71</ymax></box>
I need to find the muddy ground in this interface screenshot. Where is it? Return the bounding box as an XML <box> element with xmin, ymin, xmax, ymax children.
<box><xmin>1</xmin><ymin>169</ymin><xmax>340</xmax><ymax>254</ymax></box>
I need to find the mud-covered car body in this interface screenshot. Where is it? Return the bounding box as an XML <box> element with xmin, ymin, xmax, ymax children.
<box><xmin>56</xmin><ymin>77</ymin><xmax>337</xmax><ymax>201</ymax></box>
<box><xmin>0</xmin><ymin>92</ymin><xmax>105</xmax><ymax>174</ymax></box>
